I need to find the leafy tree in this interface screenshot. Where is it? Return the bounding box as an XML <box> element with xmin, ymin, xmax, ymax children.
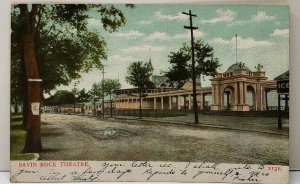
<box><xmin>88</xmin><ymin>79</ymin><xmax>121</xmax><ymax>117</ymax></box>
<box><xmin>44</xmin><ymin>90</ymin><xmax>75</xmax><ymax>106</ymax></box>
<box><xmin>76</xmin><ymin>88</ymin><xmax>91</xmax><ymax>106</ymax></box>
<box><xmin>194</xmin><ymin>40</ymin><xmax>221</xmax><ymax>77</ymax></box>
<box><xmin>102</xmin><ymin>79</ymin><xmax>121</xmax><ymax>117</ymax></box>
<box><xmin>88</xmin><ymin>83</ymin><xmax>103</xmax><ymax>116</ymax></box>
<box><xmin>165</xmin><ymin>44</ymin><xmax>191</xmax><ymax>88</ymax></box>
<box><xmin>126</xmin><ymin>61</ymin><xmax>154</xmax><ymax>118</ymax></box>
<box><xmin>11</xmin><ymin>4</ymin><xmax>134</xmax><ymax>152</ymax></box>
<box><xmin>165</xmin><ymin>40</ymin><xmax>220</xmax><ymax>88</ymax></box>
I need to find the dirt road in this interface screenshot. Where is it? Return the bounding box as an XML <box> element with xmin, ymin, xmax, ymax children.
<box><xmin>40</xmin><ymin>113</ymin><xmax>288</xmax><ymax>165</ymax></box>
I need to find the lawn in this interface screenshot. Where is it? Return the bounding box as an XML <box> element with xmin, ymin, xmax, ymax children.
<box><xmin>10</xmin><ymin>115</ymin><xmax>35</xmax><ymax>160</ymax></box>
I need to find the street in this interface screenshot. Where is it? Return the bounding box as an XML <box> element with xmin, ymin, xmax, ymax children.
<box><xmin>40</xmin><ymin>113</ymin><xmax>288</xmax><ymax>165</ymax></box>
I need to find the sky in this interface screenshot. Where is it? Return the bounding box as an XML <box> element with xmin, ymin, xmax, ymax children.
<box><xmin>55</xmin><ymin>4</ymin><xmax>289</xmax><ymax>93</ymax></box>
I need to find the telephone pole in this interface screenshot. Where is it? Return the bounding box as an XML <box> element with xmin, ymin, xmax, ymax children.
<box><xmin>73</xmin><ymin>80</ymin><xmax>79</xmax><ymax>115</ymax></box>
<box><xmin>182</xmin><ymin>10</ymin><xmax>199</xmax><ymax>124</ymax></box>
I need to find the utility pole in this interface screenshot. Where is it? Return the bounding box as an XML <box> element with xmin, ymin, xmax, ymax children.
<box><xmin>235</xmin><ymin>34</ymin><xmax>238</xmax><ymax>64</ymax></box>
<box><xmin>182</xmin><ymin>10</ymin><xmax>199</xmax><ymax>124</ymax></box>
<box><xmin>101</xmin><ymin>65</ymin><xmax>106</xmax><ymax>118</ymax></box>
<box><xmin>73</xmin><ymin>81</ymin><xmax>79</xmax><ymax>115</ymax></box>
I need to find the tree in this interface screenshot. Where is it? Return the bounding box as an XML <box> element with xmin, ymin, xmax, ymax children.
<box><xmin>12</xmin><ymin>4</ymin><xmax>134</xmax><ymax>152</ymax></box>
<box><xmin>165</xmin><ymin>39</ymin><xmax>220</xmax><ymax>124</ymax></box>
<box><xmin>194</xmin><ymin>40</ymin><xmax>221</xmax><ymax>77</ymax></box>
<box><xmin>88</xmin><ymin>83</ymin><xmax>103</xmax><ymax>116</ymax></box>
<box><xmin>165</xmin><ymin>39</ymin><xmax>220</xmax><ymax>88</ymax></box>
<box><xmin>165</xmin><ymin>44</ymin><xmax>191</xmax><ymax>88</ymax></box>
<box><xmin>76</xmin><ymin>88</ymin><xmax>91</xmax><ymax>114</ymax></box>
<box><xmin>102</xmin><ymin>79</ymin><xmax>121</xmax><ymax>117</ymax></box>
<box><xmin>126</xmin><ymin>61</ymin><xmax>154</xmax><ymax>119</ymax></box>
<box><xmin>44</xmin><ymin>90</ymin><xmax>75</xmax><ymax>106</ymax></box>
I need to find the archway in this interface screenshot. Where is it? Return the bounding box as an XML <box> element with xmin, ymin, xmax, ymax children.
<box><xmin>222</xmin><ymin>86</ymin><xmax>234</xmax><ymax>110</ymax></box>
<box><xmin>247</xmin><ymin>85</ymin><xmax>255</xmax><ymax>111</ymax></box>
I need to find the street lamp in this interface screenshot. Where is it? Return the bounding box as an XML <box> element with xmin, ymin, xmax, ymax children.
<box><xmin>72</xmin><ymin>80</ymin><xmax>79</xmax><ymax>115</ymax></box>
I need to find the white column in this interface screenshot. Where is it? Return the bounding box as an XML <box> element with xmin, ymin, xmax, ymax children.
<box><xmin>215</xmin><ymin>85</ymin><xmax>219</xmax><ymax>105</ymax></box>
<box><xmin>243</xmin><ymin>82</ymin><xmax>247</xmax><ymax>104</ymax></box>
<box><xmin>154</xmin><ymin>97</ymin><xmax>157</xmax><ymax>109</ymax></box>
<box><xmin>169</xmin><ymin>96</ymin><xmax>172</xmax><ymax>110</ymax></box>
<box><xmin>177</xmin><ymin>95</ymin><xmax>181</xmax><ymax>110</ymax></box>
<box><xmin>199</xmin><ymin>93</ymin><xmax>203</xmax><ymax>110</ymax></box>
<box><xmin>239</xmin><ymin>82</ymin><xmax>244</xmax><ymax>104</ymax></box>
<box><xmin>234</xmin><ymin>83</ymin><xmax>238</xmax><ymax>105</ymax></box>
<box><xmin>161</xmin><ymin>96</ymin><xmax>164</xmax><ymax>110</ymax></box>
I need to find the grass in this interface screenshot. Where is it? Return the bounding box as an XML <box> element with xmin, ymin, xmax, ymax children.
<box><xmin>10</xmin><ymin>115</ymin><xmax>35</xmax><ymax>160</ymax></box>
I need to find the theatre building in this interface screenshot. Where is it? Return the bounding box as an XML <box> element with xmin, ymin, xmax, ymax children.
<box><xmin>114</xmin><ymin>61</ymin><xmax>285</xmax><ymax>112</ymax></box>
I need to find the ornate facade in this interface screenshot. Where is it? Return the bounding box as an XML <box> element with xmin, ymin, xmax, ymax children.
<box><xmin>115</xmin><ymin>63</ymin><xmax>279</xmax><ymax>112</ymax></box>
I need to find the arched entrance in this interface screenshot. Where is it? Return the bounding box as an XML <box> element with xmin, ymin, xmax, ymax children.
<box><xmin>247</xmin><ymin>85</ymin><xmax>255</xmax><ymax>111</ymax></box>
<box><xmin>222</xmin><ymin>86</ymin><xmax>235</xmax><ymax>110</ymax></box>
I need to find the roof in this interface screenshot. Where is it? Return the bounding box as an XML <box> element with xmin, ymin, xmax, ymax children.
<box><xmin>274</xmin><ymin>70</ymin><xmax>289</xmax><ymax>81</ymax></box>
<box><xmin>226</xmin><ymin>62</ymin><xmax>251</xmax><ymax>72</ymax></box>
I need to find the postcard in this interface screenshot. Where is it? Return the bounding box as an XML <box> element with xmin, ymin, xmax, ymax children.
<box><xmin>10</xmin><ymin>3</ymin><xmax>289</xmax><ymax>183</ymax></box>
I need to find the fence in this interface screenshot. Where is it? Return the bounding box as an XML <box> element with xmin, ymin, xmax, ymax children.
<box><xmin>103</xmin><ymin>108</ymin><xmax>188</xmax><ymax>118</ymax></box>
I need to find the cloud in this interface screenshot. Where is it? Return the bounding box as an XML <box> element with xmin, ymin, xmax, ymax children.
<box><xmin>87</xmin><ymin>18</ymin><xmax>103</xmax><ymax>28</ymax></box>
<box><xmin>112</xmin><ymin>30</ymin><xmax>144</xmax><ymax>39</ymax></box>
<box><xmin>270</xmin><ymin>29</ymin><xmax>289</xmax><ymax>37</ymax></box>
<box><xmin>173</xmin><ymin>30</ymin><xmax>205</xmax><ymax>39</ymax></box>
<box><xmin>122</xmin><ymin>45</ymin><xmax>166</xmax><ymax>53</ymax></box>
<box><xmin>228</xmin><ymin>11</ymin><xmax>276</xmax><ymax>26</ymax></box>
<box><xmin>144</xmin><ymin>30</ymin><xmax>205</xmax><ymax>42</ymax></box>
<box><xmin>137</xmin><ymin>20</ymin><xmax>153</xmax><ymax>25</ymax></box>
<box><xmin>144</xmin><ymin>32</ymin><xmax>170</xmax><ymax>41</ymax></box>
<box><xmin>209</xmin><ymin>36</ymin><xmax>273</xmax><ymax>49</ymax></box>
<box><xmin>154</xmin><ymin>11</ymin><xmax>187</xmax><ymax>21</ymax></box>
<box><xmin>251</xmin><ymin>11</ymin><xmax>275</xmax><ymax>22</ymax></box>
<box><xmin>233</xmin><ymin>36</ymin><xmax>273</xmax><ymax>49</ymax></box>
<box><xmin>209</xmin><ymin>37</ymin><xmax>231</xmax><ymax>45</ymax></box>
<box><xmin>108</xmin><ymin>55</ymin><xmax>137</xmax><ymax>63</ymax></box>
<box><xmin>202</xmin><ymin>9</ymin><xmax>235</xmax><ymax>24</ymax></box>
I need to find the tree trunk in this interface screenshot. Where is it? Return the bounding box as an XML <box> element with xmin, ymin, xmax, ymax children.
<box><xmin>20</xmin><ymin>5</ymin><xmax>43</xmax><ymax>153</ymax></box>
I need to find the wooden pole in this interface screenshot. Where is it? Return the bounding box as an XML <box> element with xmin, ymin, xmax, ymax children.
<box><xmin>183</xmin><ymin>10</ymin><xmax>199</xmax><ymax>124</ymax></box>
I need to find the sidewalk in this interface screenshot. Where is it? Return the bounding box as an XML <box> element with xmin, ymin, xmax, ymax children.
<box><xmin>114</xmin><ymin>113</ymin><xmax>289</xmax><ymax>136</ymax></box>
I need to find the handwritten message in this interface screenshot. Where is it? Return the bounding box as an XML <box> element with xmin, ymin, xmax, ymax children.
<box><xmin>11</xmin><ymin>161</ymin><xmax>288</xmax><ymax>183</ymax></box>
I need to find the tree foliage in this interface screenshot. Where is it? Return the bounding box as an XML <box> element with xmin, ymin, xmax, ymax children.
<box><xmin>76</xmin><ymin>88</ymin><xmax>91</xmax><ymax>104</ymax></box>
<box><xmin>165</xmin><ymin>44</ymin><xmax>191</xmax><ymax>88</ymax></box>
<box><xmin>44</xmin><ymin>90</ymin><xmax>75</xmax><ymax>106</ymax></box>
<box><xmin>102</xmin><ymin>79</ymin><xmax>121</xmax><ymax>97</ymax></box>
<box><xmin>126</xmin><ymin>61</ymin><xmax>154</xmax><ymax>91</ymax></box>
<box><xmin>88</xmin><ymin>79</ymin><xmax>121</xmax><ymax>101</ymax></box>
<box><xmin>11</xmin><ymin>4</ymin><xmax>134</xmax><ymax>95</ymax></box>
<box><xmin>165</xmin><ymin>39</ymin><xmax>221</xmax><ymax>88</ymax></box>
<box><xmin>11</xmin><ymin>4</ymin><xmax>134</xmax><ymax>152</ymax></box>
<box><xmin>126</xmin><ymin>61</ymin><xmax>154</xmax><ymax>118</ymax></box>
<box><xmin>88</xmin><ymin>83</ymin><xmax>103</xmax><ymax>103</ymax></box>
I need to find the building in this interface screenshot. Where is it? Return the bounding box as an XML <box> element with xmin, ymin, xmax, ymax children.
<box><xmin>114</xmin><ymin>62</ymin><xmax>283</xmax><ymax>112</ymax></box>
